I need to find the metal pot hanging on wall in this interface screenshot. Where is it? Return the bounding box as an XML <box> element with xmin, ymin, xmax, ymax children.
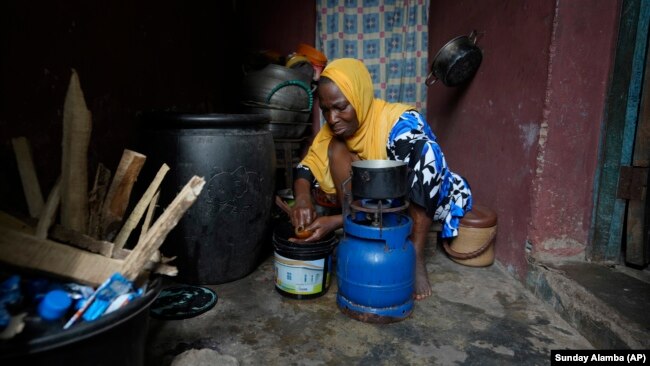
<box><xmin>426</xmin><ymin>30</ymin><xmax>483</xmax><ymax>87</ymax></box>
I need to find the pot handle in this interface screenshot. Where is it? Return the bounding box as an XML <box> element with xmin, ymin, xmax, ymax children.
<box><xmin>468</xmin><ymin>29</ymin><xmax>485</xmax><ymax>45</ymax></box>
<box><xmin>425</xmin><ymin>70</ymin><xmax>438</xmax><ymax>86</ymax></box>
<box><xmin>266</xmin><ymin>80</ymin><xmax>314</xmax><ymax>111</ymax></box>
<box><xmin>443</xmin><ymin>228</ymin><xmax>496</xmax><ymax>260</ymax></box>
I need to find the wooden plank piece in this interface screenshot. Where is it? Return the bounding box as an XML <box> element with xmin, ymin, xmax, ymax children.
<box><xmin>12</xmin><ymin>137</ymin><xmax>44</xmax><ymax>218</ymax></box>
<box><xmin>0</xmin><ymin>226</ymin><xmax>122</xmax><ymax>286</ymax></box>
<box><xmin>100</xmin><ymin>149</ymin><xmax>146</xmax><ymax>241</ymax></box>
<box><xmin>1</xmin><ymin>208</ymin><xmax>114</xmax><ymax>257</ymax></box>
<box><xmin>625</xmin><ymin>32</ymin><xmax>650</xmax><ymax>266</ymax></box>
<box><xmin>60</xmin><ymin>69</ymin><xmax>92</xmax><ymax>234</ymax></box>
<box><xmin>140</xmin><ymin>191</ymin><xmax>161</xmax><ymax>262</ymax></box>
<box><xmin>87</xmin><ymin>163</ymin><xmax>112</xmax><ymax>238</ymax></box>
<box><xmin>35</xmin><ymin>177</ymin><xmax>62</xmax><ymax>239</ymax></box>
<box><xmin>590</xmin><ymin>0</ymin><xmax>646</xmax><ymax>261</ymax></box>
<box><xmin>0</xmin><ymin>211</ymin><xmax>34</xmax><ymax>234</ymax></box>
<box><xmin>626</xmin><ymin>199</ymin><xmax>648</xmax><ymax>265</ymax></box>
<box><xmin>113</xmin><ymin>163</ymin><xmax>169</xmax><ymax>250</ymax></box>
<box><xmin>111</xmin><ymin>247</ymin><xmax>177</xmax><ymax>276</ymax></box>
<box><xmin>147</xmin><ymin>263</ymin><xmax>178</xmax><ymax>277</ymax></box>
<box><xmin>122</xmin><ymin>176</ymin><xmax>205</xmax><ymax>280</ymax></box>
<box><xmin>0</xmin><ymin>209</ymin><xmax>177</xmax><ymax>278</ymax></box>
<box><xmin>49</xmin><ymin>224</ymin><xmax>115</xmax><ymax>257</ymax></box>
<box><xmin>139</xmin><ymin>191</ymin><xmax>160</xmax><ymax>244</ymax></box>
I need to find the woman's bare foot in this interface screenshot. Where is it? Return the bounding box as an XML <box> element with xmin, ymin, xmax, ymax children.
<box><xmin>414</xmin><ymin>257</ymin><xmax>432</xmax><ymax>300</ymax></box>
<box><xmin>407</xmin><ymin>203</ymin><xmax>433</xmax><ymax>300</ymax></box>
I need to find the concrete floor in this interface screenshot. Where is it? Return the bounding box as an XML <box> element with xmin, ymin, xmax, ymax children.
<box><xmin>526</xmin><ymin>259</ymin><xmax>650</xmax><ymax>350</ymax></box>
<box><xmin>145</xmin><ymin>239</ymin><xmax>592</xmax><ymax>366</ymax></box>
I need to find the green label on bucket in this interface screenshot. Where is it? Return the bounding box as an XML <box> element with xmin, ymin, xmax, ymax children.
<box><xmin>274</xmin><ymin>253</ymin><xmax>325</xmax><ymax>295</ymax></box>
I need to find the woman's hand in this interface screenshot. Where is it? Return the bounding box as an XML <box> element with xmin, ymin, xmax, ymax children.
<box><xmin>291</xmin><ymin>178</ymin><xmax>317</xmax><ymax>233</ymax></box>
<box><xmin>290</xmin><ymin>196</ymin><xmax>317</xmax><ymax>230</ymax></box>
<box><xmin>289</xmin><ymin>214</ymin><xmax>343</xmax><ymax>243</ymax></box>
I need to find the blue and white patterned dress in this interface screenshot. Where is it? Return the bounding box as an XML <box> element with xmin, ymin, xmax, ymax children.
<box><xmin>387</xmin><ymin>110</ymin><xmax>472</xmax><ymax>238</ymax></box>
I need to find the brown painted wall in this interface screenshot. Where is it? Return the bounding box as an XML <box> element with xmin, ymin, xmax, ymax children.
<box><xmin>427</xmin><ymin>0</ymin><xmax>620</xmax><ymax>278</ymax></box>
<box><xmin>238</xmin><ymin>0</ymin><xmax>317</xmax><ymax>56</ymax></box>
<box><xmin>529</xmin><ymin>1</ymin><xmax>619</xmax><ymax>261</ymax></box>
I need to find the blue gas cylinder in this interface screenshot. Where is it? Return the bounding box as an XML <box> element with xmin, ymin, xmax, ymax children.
<box><xmin>336</xmin><ymin>212</ymin><xmax>415</xmax><ymax>323</ymax></box>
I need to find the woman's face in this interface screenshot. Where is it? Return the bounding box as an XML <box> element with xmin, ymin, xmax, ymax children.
<box><xmin>318</xmin><ymin>81</ymin><xmax>359</xmax><ymax>139</ymax></box>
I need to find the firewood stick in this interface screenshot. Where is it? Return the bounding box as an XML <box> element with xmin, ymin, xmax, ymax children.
<box><xmin>35</xmin><ymin>177</ymin><xmax>62</xmax><ymax>239</ymax></box>
<box><xmin>139</xmin><ymin>191</ymin><xmax>160</xmax><ymax>244</ymax></box>
<box><xmin>49</xmin><ymin>224</ymin><xmax>115</xmax><ymax>257</ymax></box>
<box><xmin>121</xmin><ymin>176</ymin><xmax>205</xmax><ymax>280</ymax></box>
<box><xmin>147</xmin><ymin>263</ymin><xmax>178</xmax><ymax>277</ymax></box>
<box><xmin>141</xmin><ymin>191</ymin><xmax>161</xmax><ymax>262</ymax></box>
<box><xmin>100</xmin><ymin>149</ymin><xmax>146</xmax><ymax>240</ymax></box>
<box><xmin>110</xmin><ymin>248</ymin><xmax>177</xmax><ymax>276</ymax></box>
<box><xmin>87</xmin><ymin>163</ymin><xmax>111</xmax><ymax>238</ymax></box>
<box><xmin>112</xmin><ymin>247</ymin><xmax>173</xmax><ymax>262</ymax></box>
<box><xmin>12</xmin><ymin>137</ymin><xmax>44</xmax><ymax>218</ymax></box>
<box><xmin>60</xmin><ymin>69</ymin><xmax>92</xmax><ymax>233</ymax></box>
<box><xmin>113</xmin><ymin>164</ymin><xmax>169</xmax><ymax>251</ymax></box>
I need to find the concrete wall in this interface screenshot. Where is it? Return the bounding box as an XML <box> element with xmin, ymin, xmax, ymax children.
<box><xmin>427</xmin><ymin>0</ymin><xmax>621</xmax><ymax>278</ymax></box>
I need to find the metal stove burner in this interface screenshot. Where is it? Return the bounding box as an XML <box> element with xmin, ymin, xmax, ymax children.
<box><xmin>360</xmin><ymin>199</ymin><xmax>391</xmax><ymax>209</ymax></box>
<box><xmin>349</xmin><ymin>199</ymin><xmax>409</xmax><ymax>228</ymax></box>
<box><xmin>350</xmin><ymin>199</ymin><xmax>408</xmax><ymax>213</ymax></box>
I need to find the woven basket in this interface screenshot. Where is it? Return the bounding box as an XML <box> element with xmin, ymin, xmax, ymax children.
<box><xmin>443</xmin><ymin>205</ymin><xmax>497</xmax><ymax>267</ymax></box>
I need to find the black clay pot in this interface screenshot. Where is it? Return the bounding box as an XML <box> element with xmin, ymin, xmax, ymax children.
<box><xmin>427</xmin><ymin>30</ymin><xmax>483</xmax><ymax>87</ymax></box>
<box><xmin>351</xmin><ymin>160</ymin><xmax>407</xmax><ymax>199</ymax></box>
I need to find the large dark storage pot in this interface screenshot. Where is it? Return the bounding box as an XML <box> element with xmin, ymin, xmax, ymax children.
<box><xmin>0</xmin><ymin>279</ymin><xmax>161</xmax><ymax>366</ymax></box>
<box><xmin>139</xmin><ymin>113</ymin><xmax>275</xmax><ymax>284</ymax></box>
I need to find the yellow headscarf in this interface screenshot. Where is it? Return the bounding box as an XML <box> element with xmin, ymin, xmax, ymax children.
<box><xmin>300</xmin><ymin>58</ymin><xmax>413</xmax><ymax>194</ymax></box>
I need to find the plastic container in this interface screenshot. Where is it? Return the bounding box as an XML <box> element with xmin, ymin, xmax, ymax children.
<box><xmin>138</xmin><ymin>113</ymin><xmax>275</xmax><ymax>285</ymax></box>
<box><xmin>272</xmin><ymin>221</ymin><xmax>338</xmax><ymax>299</ymax></box>
<box><xmin>296</xmin><ymin>43</ymin><xmax>328</xmax><ymax>80</ymax></box>
<box><xmin>0</xmin><ymin>279</ymin><xmax>161</xmax><ymax>366</ymax></box>
<box><xmin>296</xmin><ymin>43</ymin><xmax>327</xmax><ymax>67</ymax></box>
<box><xmin>443</xmin><ymin>205</ymin><xmax>498</xmax><ymax>267</ymax></box>
<box><xmin>37</xmin><ymin>290</ymin><xmax>72</xmax><ymax>321</ymax></box>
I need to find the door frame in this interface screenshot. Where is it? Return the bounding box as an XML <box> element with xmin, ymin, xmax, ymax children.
<box><xmin>589</xmin><ymin>0</ymin><xmax>650</xmax><ymax>262</ymax></box>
